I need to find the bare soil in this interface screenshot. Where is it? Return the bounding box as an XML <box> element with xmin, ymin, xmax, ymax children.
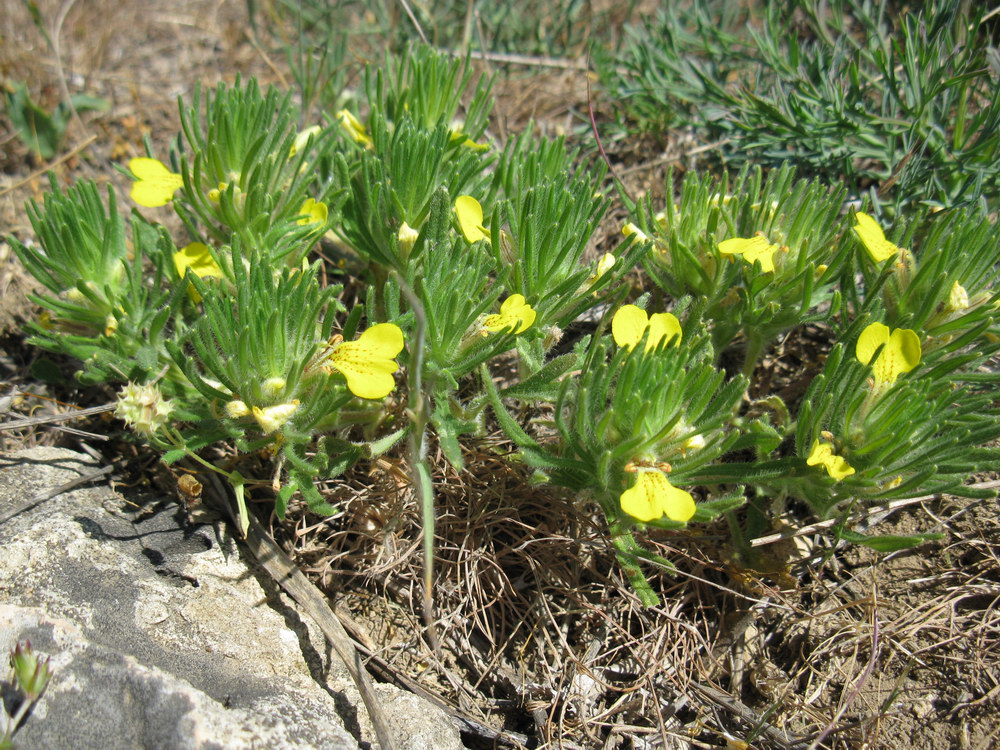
<box><xmin>2</xmin><ymin>2</ymin><xmax>999</xmax><ymax>748</ymax></box>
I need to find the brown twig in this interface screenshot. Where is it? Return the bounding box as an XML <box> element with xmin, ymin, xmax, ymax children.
<box><xmin>238</xmin><ymin>507</ymin><xmax>398</xmax><ymax>750</ymax></box>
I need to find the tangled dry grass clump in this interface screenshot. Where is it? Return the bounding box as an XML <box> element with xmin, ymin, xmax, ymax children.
<box><xmin>2</xmin><ymin>1</ymin><xmax>1000</xmax><ymax>748</ymax></box>
<box><xmin>274</xmin><ymin>443</ymin><xmax>1000</xmax><ymax>748</ymax></box>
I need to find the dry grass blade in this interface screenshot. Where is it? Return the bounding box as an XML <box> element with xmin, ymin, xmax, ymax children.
<box><xmin>750</xmin><ymin>479</ymin><xmax>1000</xmax><ymax>547</ymax></box>
<box><xmin>0</xmin><ymin>403</ymin><xmax>115</xmax><ymax>431</ymax></box>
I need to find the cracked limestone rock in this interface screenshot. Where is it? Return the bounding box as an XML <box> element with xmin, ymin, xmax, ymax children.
<box><xmin>0</xmin><ymin>447</ymin><xmax>463</xmax><ymax>750</ymax></box>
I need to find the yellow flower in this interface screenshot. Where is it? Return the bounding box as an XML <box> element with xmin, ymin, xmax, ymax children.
<box><xmin>297</xmin><ymin>198</ymin><xmax>328</xmax><ymax>226</ymax></box>
<box><xmin>290</xmin><ymin>125</ymin><xmax>321</xmax><ymax>156</ymax></box>
<box><xmin>336</xmin><ymin>109</ymin><xmax>371</xmax><ymax>147</ymax></box>
<box><xmin>806</xmin><ymin>439</ymin><xmax>855</xmax><ymax>480</ymax></box>
<box><xmin>208</xmin><ymin>183</ymin><xmax>226</xmax><ymax>203</ymax></box>
<box><xmin>622</xmin><ymin>222</ymin><xmax>650</xmax><ymax>244</ymax></box>
<box><xmin>853</xmin><ymin>212</ymin><xmax>900</xmax><ymax>263</ymax></box>
<box><xmin>129</xmin><ymin>158</ymin><xmax>183</xmax><ymax>207</ymax></box>
<box><xmin>173</xmin><ymin>242</ymin><xmax>223</xmax><ymax>303</ymax></box>
<box><xmin>482</xmin><ymin>294</ymin><xmax>536</xmax><ymax>334</ymax></box>
<box><xmin>261</xmin><ymin>377</ymin><xmax>286</xmax><ymax>399</ymax></box>
<box><xmin>883</xmin><ymin>474</ymin><xmax>903</xmax><ymax>490</ymax></box>
<box><xmin>449</xmin><ymin>127</ymin><xmax>489</xmax><ymax>151</ymax></box>
<box><xmin>225</xmin><ymin>400</ymin><xmax>251</xmax><ymax>419</ymax></box>
<box><xmin>454</xmin><ymin>195</ymin><xmax>490</xmax><ymax>243</ymax></box>
<box><xmin>620</xmin><ymin>469</ymin><xmax>696</xmax><ymax>523</ymax></box>
<box><xmin>611</xmin><ymin>304</ymin><xmax>682</xmax><ymax>352</ymax></box>
<box><xmin>718</xmin><ymin>234</ymin><xmax>780</xmax><ymax>273</ymax></box>
<box><xmin>856</xmin><ymin>322</ymin><xmax>921</xmax><ymax>385</ymax></box>
<box><xmin>325</xmin><ymin>323</ymin><xmax>405</xmax><ymax>400</ymax></box>
<box><xmin>587</xmin><ymin>252</ymin><xmax>616</xmax><ymax>285</ymax></box>
<box><xmin>173</xmin><ymin>242</ymin><xmax>223</xmax><ymax>281</ymax></box>
<box><xmin>682</xmin><ymin>433</ymin><xmax>706</xmax><ymax>454</ymax></box>
<box><xmin>252</xmin><ymin>401</ymin><xmax>300</xmax><ymax>434</ymax></box>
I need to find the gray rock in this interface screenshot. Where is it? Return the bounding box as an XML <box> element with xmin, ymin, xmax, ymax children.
<box><xmin>0</xmin><ymin>447</ymin><xmax>463</xmax><ymax>750</ymax></box>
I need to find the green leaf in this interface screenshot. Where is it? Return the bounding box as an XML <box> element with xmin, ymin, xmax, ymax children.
<box><xmin>837</xmin><ymin>528</ymin><xmax>944</xmax><ymax>552</ymax></box>
<box><xmin>690</xmin><ymin>487</ymin><xmax>748</xmax><ymax>522</ymax></box>
<box><xmin>6</xmin><ymin>83</ymin><xmax>61</xmax><ymax>159</ymax></box>
<box><xmin>366</xmin><ymin>427</ymin><xmax>408</xmax><ymax>458</ymax></box>
<box><xmin>30</xmin><ymin>357</ymin><xmax>67</xmax><ymax>384</ymax></box>
<box><xmin>481</xmin><ymin>363</ymin><xmax>539</xmax><ymax>449</ymax></box>
<box><xmin>66</xmin><ymin>92</ymin><xmax>110</xmax><ymax>114</ymax></box>
<box><xmin>276</xmin><ymin>482</ymin><xmax>297</xmax><ymax>518</ymax></box>
<box><xmin>500</xmin><ymin>352</ymin><xmax>579</xmax><ymax>401</ymax></box>
<box><xmin>162</xmin><ymin>448</ymin><xmax>187</xmax><ymax>465</ymax></box>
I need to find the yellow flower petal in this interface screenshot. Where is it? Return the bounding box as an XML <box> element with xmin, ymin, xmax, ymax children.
<box><xmin>336</xmin><ymin>110</ymin><xmax>371</xmax><ymax>146</ymax></box>
<box><xmin>853</xmin><ymin>212</ymin><xmax>899</xmax><ymax>263</ymax></box>
<box><xmin>455</xmin><ymin>195</ymin><xmax>490</xmax><ymax>243</ymax></box>
<box><xmin>129</xmin><ymin>158</ymin><xmax>183</xmax><ymax>207</ymax></box>
<box><xmin>646</xmin><ymin>312</ymin><xmax>682</xmax><ymax>350</ymax></box>
<box><xmin>622</xmin><ymin>222</ymin><xmax>650</xmax><ymax>244</ymax></box>
<box><xmin>612</xmin><ymin>304</ymin><xmax>649</xmax><ymax>349</ymax></box>
<box><xmin>297</xmin><ymin>198</ymin><xmax>328</xmax><ymax>226</ymax></box>
<box><xmin>856</xmin><ymin>322</ymin><xmax>921</xmax><ymax>385</ymax></box>
<box><xmin>620</xmin><ymin>470</ymin><xmax>696</xmax><ymax>523</ymax></box>
<box><xmin>290</xmin><ymin>125</ymin><xmax>321</xmax><ymax>156</ymax></box>
<box><xmin>611</xmin><ymin>305</ymin><xmax>681</xmax><ymax>351</ymax></box>
<box><xmin>483</xmin><ymin>294</ymin><xmax>536</xmax><ymax>334</ymax></box>
<box><xmin>806</xmin><ymin>439</ymin><xmax>855</xmax><ymax>480</ymax></box>
<box><xmin>173</xmin><ymin>242</ymin><xmax>223</xmax><ymax>280</ymax></box>
<box><xmin>718</xmin><ymin>235</ymin><xmax>778</xmax><ymax>273</ymax></box>
<box><xmin>587</xmin><ymin>253</ymin><xmax>616</xmax><ymax>286</ymax></box>
<box><xmin>327</xmin><ymin>323</ymin><xmax>404</xmax><ymax>399</ymax></box>
<box><xmin>450</xmin><ymin>128</ymin><xmax>489</xmax><ymax>151</ymax></box>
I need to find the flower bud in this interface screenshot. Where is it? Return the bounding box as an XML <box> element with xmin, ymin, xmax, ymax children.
<box><xmin>397</xmin><ymin>222</ymin><xmax>419</xmax><ymax>252</ymax></box>
<box><xmin>115</xmin><ymin>382</ymin><xmax>173</xmax><ymax>437</ymax></box>
<box><xmin>10</xmin><ymin>641</ymin><xmax>51</xmax><ymax>700</ymax></box>
<box><xmin>944</xmin><ymin>280</ymin><xmax>969</xmax><ymax>313</ymax></box>
<box><xmin>261</xmin><ymin>377</ymin><xmax>287</xmax><ymax>399</ymax></box>
<box><xmin>252</xmin><ymin>401</ymin><xmax>300</xmax><ymax>434</ymax></box>
<box><xmin>225</xmin><ymin>400</ymin><xmax>251</xmax><ymax>419</ymax></box>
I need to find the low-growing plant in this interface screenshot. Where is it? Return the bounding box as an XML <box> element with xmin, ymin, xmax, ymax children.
<box><xmin>9</xmin><ymin>42</ymin><xmax>1000</xmax><ymax>609</ymax></box>
<box><xmin>596</xmin><ymin>0</ymin><xmax>1000</xmax><ymax>213</ymax></box>
<box><xmin>4</xmin><ymin>82</ymin><xmax>109</xmax><ymax>160</ymax></box>
<box><xmin>1</xmin><ymin>640</ymin><xmax>52</xmax><ymax>749</ymax></box>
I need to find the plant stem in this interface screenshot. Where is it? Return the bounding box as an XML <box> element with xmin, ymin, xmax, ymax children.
<box><xmin>742</xmin><ymin>330</ymin><xmax>767</xmax><ymax>380</ymax></box>
<box><xmin>609</xmin><ymin>521</ymin><xmax>661</xmax><ymax>607</ymax></box>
